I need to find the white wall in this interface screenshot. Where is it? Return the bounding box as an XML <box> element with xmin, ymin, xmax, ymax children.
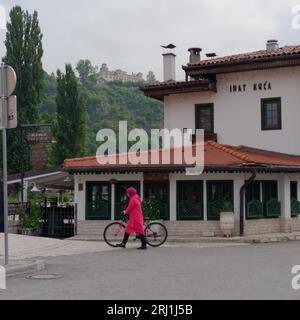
<box><xmin>164</xmin><ymin>66</ymin><xmax>300</xmax><ymax>155</ymax></box>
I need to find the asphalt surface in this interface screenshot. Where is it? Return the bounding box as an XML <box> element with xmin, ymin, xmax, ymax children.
<box><xmin>1</xmin><ymin>242</ymin><xmax>300</xmax><ymax>300</ymax></box>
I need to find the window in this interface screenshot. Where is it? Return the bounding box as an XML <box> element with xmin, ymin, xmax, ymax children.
<box><xmin>291</xmin><ymin>182</ymin><xmax>298</xmax><ymax>200</ymax></box>
<box><xmin>291</xmin><ymin>182</ymin><xmax>300</xmax><ymax>217</ymax></box>
<box><xmin>177</xmin><ymin>181</ymin><xmax>203</xmax><ymax>220</ymax></box>
<box><xmin>86</xmin><ymin>182</ymin><xmax>111</xmax><ymax>220</ymax></box>
<box><xmin>207</xmin><ymin>181</ymin><xmax>234</xmax><ymax>221</ymax></box>
<box><xmin>261</xmin><ymin>98</ymin><xmax>282</xmax><ymax>131</ymax></box>
<box><xmin>195</xmin><ymin>104</ymin><xmax>214</xmax><ymax>134</ymax></box>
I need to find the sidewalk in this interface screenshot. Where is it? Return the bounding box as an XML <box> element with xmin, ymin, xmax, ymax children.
<box><xmin>0</xmin><ymin>233</ymin><xmax>115</xmax><ymax>260</ymax></box>
<box><xmin>0</xmin><ymin>258</ymin><xmax>45</xmax><ymax>278</ymax></box>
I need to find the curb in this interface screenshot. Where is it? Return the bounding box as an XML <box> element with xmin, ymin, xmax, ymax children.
<box><xmin>244</xmin><ymin>235</ymin><xmax>300</xmax><ymax>244</ymax></box>
<box><xmin>70</xmin><ymin>233</ymin><xmax>300</xmax><ymax>245</ymax></box>
<box><xmin>4</xmin><ymin>260</ymin><xmax>46</xmax><ymax>278</ymax></box>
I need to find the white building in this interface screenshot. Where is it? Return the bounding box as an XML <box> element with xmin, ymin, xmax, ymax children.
<box><xmin>65</xmin><ymin>40</ymin><xmax>300</xmax><ymax>237</ymax></box>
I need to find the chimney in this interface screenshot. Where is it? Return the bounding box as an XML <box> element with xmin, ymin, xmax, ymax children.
<box><xmin>266</xmin><ymin>40</ymin><xmax>279</xmax><ymax>52</ymax></box>
<box><xmin>188</xmin><ymin>48</ymin><xmax>202</xmax><ymax>64</ymax></box>
<box><xmin>162</xmin><ymin>52</ymin><xmax>176</xmax><ymax>82</ymax></box>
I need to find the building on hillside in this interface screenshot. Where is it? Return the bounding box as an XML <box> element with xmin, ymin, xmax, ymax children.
<box><xmin>64</xmin><ymin>40</ymin><xmax>300</xmax><ymax>237</ymax></box>
<box><xmin>98</xmin><ymin>63</ymin><xmax>144</xmax><ymax>83</ymax></box>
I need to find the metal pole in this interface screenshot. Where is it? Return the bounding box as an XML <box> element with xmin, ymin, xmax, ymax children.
<box><xmin>1</xmin><ymin>65</ymin><xmax>9</xmax><ymax>265</ymax></box>
<box><xmin>20</xmin><ymin>125</ymin><xmax>24</xmax><ymax>202</ymax></box>
<box><xmin>2</xmin><ymin>128</ymin><xmax>8</xmax><ymax>265</ymax></box>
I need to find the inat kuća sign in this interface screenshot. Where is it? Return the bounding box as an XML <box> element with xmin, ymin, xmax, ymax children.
<box><xmin>229</xmin><ymin>81</ymin><xmax>272</xmax><ymax>93</ymax></box>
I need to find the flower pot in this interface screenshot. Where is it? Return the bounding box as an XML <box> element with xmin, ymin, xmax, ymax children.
<box><xmin>220</xmin><ymin>212</ymin><xmax>235</xmax><ymax>238</ymax></box>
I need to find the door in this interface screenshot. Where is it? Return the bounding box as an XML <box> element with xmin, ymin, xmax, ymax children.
<box><xmin>144</xmin><ymin>182</ymin><xmax>170</xmax><ymax>220</ymax></box>
<box><xmin>207</xmin><ymin>181</ymin><xmax>234</xmax><ymax>221</ymax></box>
<box><xmin>177</xmin><ymin>181</ymin><xmax>204</xmax><ymax>220</ymax></box>
<box><xmin>86</xmin><ymin>182</ymin><xmax>111</xmax><ymax>220</ymax></box>
<box><xmin>115</xmin><ymin>182</ymin><xmax>141</xmax><ymax>220</ymax></box>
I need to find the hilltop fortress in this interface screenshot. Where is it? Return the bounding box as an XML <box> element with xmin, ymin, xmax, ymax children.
<box><xmin>98</xmin><ymin>63</ymin><xmax>157</xmax><ymax>84</ymax></box>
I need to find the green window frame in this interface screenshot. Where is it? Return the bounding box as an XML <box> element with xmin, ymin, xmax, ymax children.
<box><xmin>246</xmin><ymin>181</ymin><xmax>263</xmax><ymax>219</ymax></box>
<box><xmin>246</xmin><ymin>181</ymin><xmax>281</xmax><ymax>219</ymax></box>
<box><xmin>86</xmin><ymin>182</ymin><xmax>111</xmax><ymax>220</ymax></box>
<box><xmin>291</xmin><ymin>181</ymin><xmax>300</xmax><ymax>217</ymax></box>
<box><xmin>207</xmin><ymin>181</ymin><xmax>234</xmax><ymax>221</ymax></box>
<box><xmin>195</xmin><ymin>103</ymin><xmax>214</xmax><ymax>135</ymax></box>
<box><xmin>144</xmin><ymin>182</ymin><xmax>170</xmax><ymax>221</ymax></box>
<box><xmin>177</xmin><ymin>181</ymin><xmax>204</xmax><ymax>220</ymax></box>
<box><xmin>261</xmin><ymin>97</ymin><xmax>282</xmax><ymax>131</ymax></box>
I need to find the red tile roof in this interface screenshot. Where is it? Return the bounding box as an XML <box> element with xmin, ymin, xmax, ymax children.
<box><xmin>64</xmin><ymin>141</ymin><xmax>300</xmax><ymax>172</ymax></box>
<box><xmin>188</xmin><ymin>46</ymin><xmax>300</xmax><ymax>67</ymax></box>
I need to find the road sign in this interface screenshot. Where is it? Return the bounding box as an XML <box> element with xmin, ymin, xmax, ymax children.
<box><xmin>31</xmin><ymin>144</ymin><xmax>49</xmax><ymax>169</ymax></box>
<box><xmin>0</xmin><ymin>65</ymin><xmax>17</xmax><ymax>97</ymax></box>
<box><xmin>27</xmin><ymin>131</ymin><xmax>52</xmax><ymax>143</ymax></box>
<box><xmin>0</xmin><ymin>96</ymin><xmax>17</xmax><ymax>129</ymax></box>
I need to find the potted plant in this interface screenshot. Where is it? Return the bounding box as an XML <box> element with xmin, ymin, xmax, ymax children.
<box><xmin>142</xmin><ymin>199</ymin><xmax>161</xmax><ymax>221</ymax></box>
<box><xmin>220</xmin><ymin>201</ymin><xmax>235</xmax><ymax>238</ymax></box>
<box><xmin>18</xmin><ymin>196</ymin><xmax>43</xmax><ymax>237</ymax></box>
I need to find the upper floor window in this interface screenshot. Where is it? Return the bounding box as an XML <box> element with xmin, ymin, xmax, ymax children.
<box><xmin>261</xmin><ymin>97</ymin><xmax>282</xmax><ymax>131</ymax></box>
<box><xmin>195</xmin><ymin>103</ymin><xmax>214</xmax><ymax>134</ymax></box>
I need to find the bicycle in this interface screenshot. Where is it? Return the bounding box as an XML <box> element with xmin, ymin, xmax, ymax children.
<box><xmin>103</xmin><ymin>215</ymin><xmax>168</xmax><ymax>248</ymax></box>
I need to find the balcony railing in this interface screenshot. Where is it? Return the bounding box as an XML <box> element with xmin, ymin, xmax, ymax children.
<box><xmin>246</xmin><ymin>199</ymin><xmax>281</xmax><ymax>220</ymax></box>
<box><xmin>291</xmin><ymin>198</ymin><xmax>300</xmax><ymax>217</ymax></box>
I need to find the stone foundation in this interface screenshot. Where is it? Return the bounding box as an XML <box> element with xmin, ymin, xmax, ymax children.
<box><xmin>78</xmin><ymin>218</ymin><xmax>300</xmax><ymax>238</ymax></box>
<box><xmin>291</xmin><ymin>217</ymin><xmax>300</xmax><ymax>232</ymax></box>
<box><xmin>244</xmin><ymin>219</ymin><xmax>281</xmax><ymax>236</ymax></box>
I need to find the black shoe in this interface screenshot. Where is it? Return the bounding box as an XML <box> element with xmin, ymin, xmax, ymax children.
<box><xmin>116</xmin><ymin>243</ymin><xmax>126</xmax><ymax>248</ymax></box>
<box><xmin>137</xmin><ymin>246</ymin><xmax>147</xmax><ymax>250</ymax></box>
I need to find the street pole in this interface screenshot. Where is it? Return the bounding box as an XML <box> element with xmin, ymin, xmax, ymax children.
<box><xmin>20</xmin><ymin>125</ymin><xmax>24</xmax><ymax>202</ymax></box>
<box><xmin>1</xmin><ymin>65</ymin><xmax>9</xmax><ymax>265</ymax></box>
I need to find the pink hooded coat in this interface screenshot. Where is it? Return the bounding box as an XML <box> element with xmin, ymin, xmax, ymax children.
<box><xmin>124</xmin><ymin>188</ymin><xmax>145</xmax><ymax>235</ymax></box>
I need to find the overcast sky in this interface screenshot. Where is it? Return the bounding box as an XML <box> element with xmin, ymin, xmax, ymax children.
<box><xmin>0</xmin><ymin>0</ymin><xmax>300</xmax><ymax>80</ymax></box>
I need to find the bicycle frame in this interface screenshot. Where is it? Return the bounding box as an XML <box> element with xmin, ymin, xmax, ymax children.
<box><xmin>116</xmin><ymin>215</ymin><xmax>155</xmax><ymax>239</ymax></box>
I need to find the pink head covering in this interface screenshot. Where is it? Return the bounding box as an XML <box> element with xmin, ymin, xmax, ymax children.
<box><xmin>127</xmin><ymin>187</ymin><xmax>137</xmax><ymax>198</ymax></box>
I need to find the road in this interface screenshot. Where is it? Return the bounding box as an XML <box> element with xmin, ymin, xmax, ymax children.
<box><xmin>0</xmin><ymin>242</ymin><xmax>300</xmax><ymax>300</ymax></box>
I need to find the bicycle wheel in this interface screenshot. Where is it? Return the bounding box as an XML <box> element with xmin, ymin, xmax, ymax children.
<box><xmin>145</xmin><ymin>222</ymin><xmax>168</xmax><ymax>247</ymax></box>
<box><xmin>103</xmin><ymin>222</ymin><xmax>126</xmax><ymax>247</ymax></box>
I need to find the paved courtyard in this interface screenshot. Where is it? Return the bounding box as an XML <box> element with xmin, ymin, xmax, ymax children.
<box><xmin>1</xmin><ymin>239</ymin><xmax>300</xmax><ymax>300</ymax></box>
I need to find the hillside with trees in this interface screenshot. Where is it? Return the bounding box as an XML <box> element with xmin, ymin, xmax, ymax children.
<box><xmin>40</xmin><ymin>71</ymin><xmax>164</xmax><ymax>157</ymax></box>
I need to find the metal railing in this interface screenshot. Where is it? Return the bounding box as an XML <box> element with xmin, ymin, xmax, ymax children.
<box><xmin>42</xmin><ymin>203</ymin><xmax>75</xmax><ymax>239</ymax></box>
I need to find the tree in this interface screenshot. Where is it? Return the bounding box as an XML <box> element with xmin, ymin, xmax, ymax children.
<box><xmin>2</xmin><ymin>6</ymin><xmax>44</xmax><ymax>173</ymax></box>
<box><xmin>76</xmin><ymin>59</ymin><xmax>95</xmax><ymax>83</ymax></box>
<box><xmin>53</xmin><ymin>64</ymin><xmax>87</xmax><ymax>164</ymax></box>
<box><xmin>146</xmin><ymin>71</ymin><xmax>157</xmax><ymax>84</ymax></box>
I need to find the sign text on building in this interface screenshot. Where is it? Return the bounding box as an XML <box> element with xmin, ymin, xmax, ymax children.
<box><xmin>230</xmin><ymin>81</ymin><xmax>272</xmax><ymax>93</ymax></box>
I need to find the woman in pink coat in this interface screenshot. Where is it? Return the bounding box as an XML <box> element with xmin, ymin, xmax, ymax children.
<box><xmin>116</xmin><ymin>187</ymin><xmax>147</xmax><ymax>250</ymax></box>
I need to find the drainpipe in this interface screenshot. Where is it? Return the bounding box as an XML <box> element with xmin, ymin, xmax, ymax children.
<box><xmin>240</xmin><ymin>169</ymin><xmax>257</xmax><ymax>237</ymax></box>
